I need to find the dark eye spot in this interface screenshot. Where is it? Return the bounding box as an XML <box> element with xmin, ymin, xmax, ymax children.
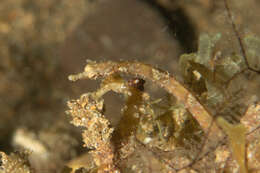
<box><xmin>128</xmin><ymin>78</ymin><xmax>145</xmax><ymax>91</ymax></box>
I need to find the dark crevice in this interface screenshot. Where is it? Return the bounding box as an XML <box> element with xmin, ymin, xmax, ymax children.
<box><xmin>0</xmin><ymin>132</ymin><xmax>14</xmax><ymax>154</ymax></box>
<box><xmin>140</xmin><ymin>0</ymin><xmax>198</xmax><ymax>53</ymax></box>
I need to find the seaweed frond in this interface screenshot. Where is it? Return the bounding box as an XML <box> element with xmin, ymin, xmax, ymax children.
<box><xmin>217</xmin><ymin>117</ymin><xmax>247</xmax><ymax>173</ymax></box>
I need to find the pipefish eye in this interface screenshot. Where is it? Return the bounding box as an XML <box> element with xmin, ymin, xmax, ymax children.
<box><xmin>128</xmin><ymin>78</ymin><xmax>145</xmax><ymax>91</ymax></box>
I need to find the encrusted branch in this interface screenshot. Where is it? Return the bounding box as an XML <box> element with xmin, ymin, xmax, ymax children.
<box><xmin>67</xmin><ymin>93</ymin><xmax>118</xmax><ymax>172</ymax></box>
<box><xmin>66</xmin><ymin>74</ymin><xmax>143</xmax><ymax>172</ymax></box>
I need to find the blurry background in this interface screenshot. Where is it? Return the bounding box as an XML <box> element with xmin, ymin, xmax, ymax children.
<box><xmin>0</xmin><ymin>0</ymin><xmax>259</xmax><ymax>172</ymax></box>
